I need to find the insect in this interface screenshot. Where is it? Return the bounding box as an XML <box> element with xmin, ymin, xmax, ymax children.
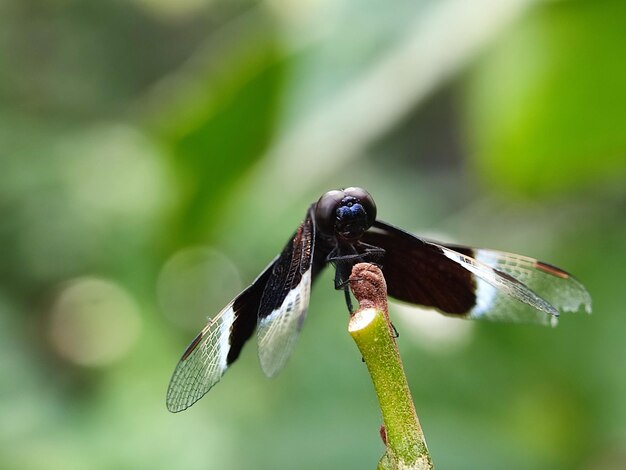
<box><xmin>166</xmin><ymin>187</ymin><xmax>591</xmax><ymax>412</ymax></box>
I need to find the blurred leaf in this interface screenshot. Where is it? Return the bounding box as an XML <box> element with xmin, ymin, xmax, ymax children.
<box><xmin>464</xmin><ymin>0</ymin><xmax>626</xmax><ymax>197</ymax></box>
<box><xmin>0</xmin><ymin>0</ymin><xmax>223</xmax><ymax>119</ymax></box>
<box><xmin>151</xmin><ymin>13</ymin><xmax>286</xmax><ymax>245</ymax></box>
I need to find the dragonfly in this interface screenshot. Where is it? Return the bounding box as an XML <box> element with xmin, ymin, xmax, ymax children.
<box><xmin>166</xmin><ymin>187</ymin><xmax>591</xmax><ymax>412</ymax></box>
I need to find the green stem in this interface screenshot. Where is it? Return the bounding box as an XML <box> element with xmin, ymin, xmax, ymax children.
<box><xmin>348</xmin><ymin>263</ymin><xmax>433</xmax><ymax>470</ymax></box>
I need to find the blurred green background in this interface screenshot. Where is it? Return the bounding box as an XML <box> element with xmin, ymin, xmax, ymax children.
<box><xmin>1</xmin><ymin>0</ymin><xmax>625</xmax><ymax>469</ymax></box>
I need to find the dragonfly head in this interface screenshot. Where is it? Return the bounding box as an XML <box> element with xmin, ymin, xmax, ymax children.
<box><xmin>315</xmin><ymin>187</ymin><xmax>377</xmax><ymax>241</ymax></box>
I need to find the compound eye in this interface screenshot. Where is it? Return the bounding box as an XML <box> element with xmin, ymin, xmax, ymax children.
<box><xmin>314</xmin><ymin>190</ymin><xmax>345</xmax><ymax>235</ymax></box>
<box><xmin>343</xmin><ymin>187</ymin><xmax>377</xmax><ymax>226</ymax></box>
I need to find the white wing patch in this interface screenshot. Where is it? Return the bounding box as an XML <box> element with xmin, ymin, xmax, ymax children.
<box><xmin>436</xmin><ymin>245</ymin><xmax>592</xmax><ymax>326</ymax></box>
<box><xmin>257</xmin><ymin>269</ymin><xmax>312</xmax><ymax>378</ymax></box>
<box><xmin>473</xmin><ymin>249</ymin><xmax>592</xmax><ymax>315</ymax></box>
<box><xmin>438</xmin><ymin>245</ymin><xmax>558</xmax><ymax>313</ymax></box>
<box><xmin>166</xmin><ymin>302</ymin><xmax>236</xmax><ymax>413</ymax></box>
<box><xmin>470</xmin><ymin>276</ymin><xmax>498</xmax><ymax>319</ymax></box>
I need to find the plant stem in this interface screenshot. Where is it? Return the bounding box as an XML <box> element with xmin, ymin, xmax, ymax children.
<box><xmin>348</xmin><ymin>263</ymin><xmax>433</xmax><ymax>470</ymax></box>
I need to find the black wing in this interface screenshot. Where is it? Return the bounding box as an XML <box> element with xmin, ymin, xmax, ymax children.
<box><xmin>256</xmin><ymin>206</ymin><xmax>331</xmax><ymax>377</ymax></box>
<box><xmin>166</xmin><ymin>207</ymin><xmax>329</xmax><ymax>412</ymax></box>
<box><xmin>362</xmin><ymin>220</ymin><xmax>591</xmax><ymax>325</ymax></box>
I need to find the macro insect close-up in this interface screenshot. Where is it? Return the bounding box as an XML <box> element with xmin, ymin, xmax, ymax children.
<box><xmin>2</xmin><ymin>1</ymin><xmax>624</xmax><ymax>469</ymax></box>
<box><xmin>166</xmin><ymin>187</ymin><xmax>591</xmax><ymax>413</ymax></box>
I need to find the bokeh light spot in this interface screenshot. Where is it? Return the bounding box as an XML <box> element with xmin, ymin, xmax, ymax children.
<box><xmin>158</xmin><ymin>246</ymin><xmax>242</xmax><ymax>330</ymax></box>
<box><xmin>49</xmin><ymin>278</ymin><xmax>142</xmax><ymax>367</ymax></box>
